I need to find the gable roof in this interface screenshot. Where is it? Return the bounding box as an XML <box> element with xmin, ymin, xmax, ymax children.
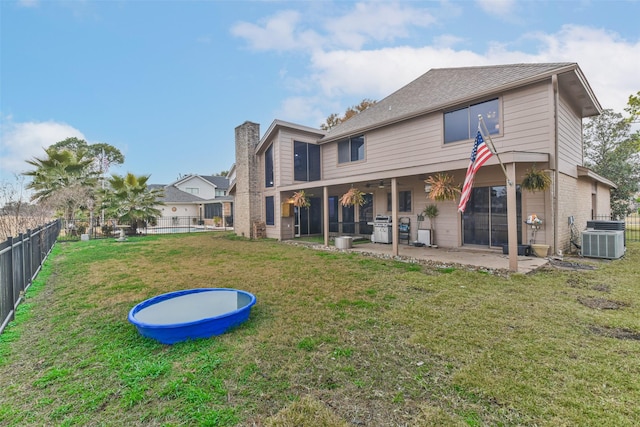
<box><xmin>321</xmin><ymin>63</ymin><xmax>601</xmax><ymax>143</ymax></box>
<box><xmin>149</xmin><ymin>184</ymin><xmax>205</xmax><ymax>203</ymax></box>
<box><xmin>171</xmin><ymin>174</ymin><xmax>228</xmax><ymax>190</ymax></box>
<box><xmin>201</xmin><ymin>175</ymin><xmax>230</xmax><ymax>190</ymax></box>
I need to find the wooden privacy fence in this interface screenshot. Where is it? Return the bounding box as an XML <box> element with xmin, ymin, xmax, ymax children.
<box><xmin>0</xmin><ymin>219</ymin><xmax>61</xmax><ymax>335</ymax></box>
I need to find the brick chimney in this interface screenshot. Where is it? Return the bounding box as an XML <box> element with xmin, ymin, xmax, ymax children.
<box><xmin>234</xmin><ymin>121</ymin><xmax>261</xmax><ymax>238</ymax></box>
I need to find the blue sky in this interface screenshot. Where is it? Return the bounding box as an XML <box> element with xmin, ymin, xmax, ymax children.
<box><xmin>1</xmin><ymin>0</ymin><xmax>639</xmax><ymax>185</ymax></box>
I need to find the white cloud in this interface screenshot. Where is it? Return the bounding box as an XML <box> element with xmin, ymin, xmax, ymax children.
<box><xmin>232</xmin><ymin>2</ymin><xmax>435</xmax><ymax>52</ymax></box>
<box><xmin>507</xmin><ymin>25</ymin><xmax>640</xmax><ymax>112</ymax></box>
<box><xmin>0</xmin><ymin>117</ymin><xmax>85</xmax><ymax>178</ymax></box>
<box><xmin>231</xmin><ymin>10</ymin><xmax>323</xmax><ymax>52</ymax></box>
<box><xmin>274</xmin><ymin>97</ymin><xmax>329</xmax><ymax>128</ymax></box>
<box><xmin>476</xmin><ymin>0</ymin><xmax>518</xmax><ymax>19</ymax></box>
<box><xmin>233</xmin><ymin>3</ymin><xmax>639</xmax><ymax>126</ymax></box>
<box><xmin>325</xmin><ymin>2</ymin><xmax>436</xmax><ymax>50</ymax></box>
<box><xmin>17</xmin><ymin>0</ymin><xmax>39</xmax><ymax>8</ymax></box>
<box><xmin>293</xmin><ymin>26</ymin><xmax>639</xmax><ymax>124</ymax></box>
<box><xmin>307</xmin><ymin>46</ymin><xmax>488</xmax><ymax>99</ymax></box>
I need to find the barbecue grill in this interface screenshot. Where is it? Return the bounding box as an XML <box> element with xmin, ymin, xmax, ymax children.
<box><xmin>373</xmin><ymin>215</ymin><xmax>392</xmax><ymax>244</ymax></box>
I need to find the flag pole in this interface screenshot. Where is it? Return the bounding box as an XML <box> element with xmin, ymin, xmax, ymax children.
<box><xmin>478</xmin><ymin>115</ymin><xmax>512</xmax><ymax>186</ymax></box>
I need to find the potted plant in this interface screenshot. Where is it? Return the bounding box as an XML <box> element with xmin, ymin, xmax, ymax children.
<box><xmin>521</xmin><ymin>165</ymin><xmax>551</xmax><ymax>192</ymax></box>
<box><xmin>422</xmin><ymin>204</ymin><xmax>439</xmax><ymax>246</ymax></box>
<box><xmin>291</xmin><ymin>190</ymin><xmax>310</xmax><ymax>208</ymax></box>
<box><xmin>339</xmin><ymin>187</ymin><xmax>365</xmax><ymax>207</ymax></box>
<box><xmin>425</xmin><ymin>173</ymin><xmax>460</xmax><ymax>201</ymax></box>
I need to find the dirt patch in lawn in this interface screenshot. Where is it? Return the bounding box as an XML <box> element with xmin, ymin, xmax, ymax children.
<box><xmin>589</xmin><ymin>325</ymin><xmax>640</xmax><ymax>341</ymax></box>
<box><xmin>578</xmin><ymin>296</ymin><xmax>629</xmax><ymax>310</ymax></box>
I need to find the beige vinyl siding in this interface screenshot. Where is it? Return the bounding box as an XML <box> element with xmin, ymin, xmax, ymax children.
<box><xmin>557</xmin><ymin>94</ymin><xmax>583</xmax><ymax>177</ymax></box>
<box><xmin>321</xmin><ymin>81</ymin><xmax>556</xmax><ymax>182</ymax></box>
<box><xmin>497</xmin><ymin>82</ymin><xmax>553</xmax><ymax>154</ymax></box>
<box><xmin>277</xmin><ymin>129</ymin><xmax>321</xmax><ymax>187</ymax></box>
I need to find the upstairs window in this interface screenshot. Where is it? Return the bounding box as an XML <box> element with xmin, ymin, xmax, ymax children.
<box><xmin>338</xmin><ymin>135</ymin><xmax>365</xmax><ymax>163</ymax></box>
<box><xmin>265</xmin><ymin>144</ymin><xmax>274</xmax><ymax>187</ymax></box>
<box><xmin>185</xmin><ymin>187</ymin><xmax>199</xmax><ymax>195</ymax></box>
<box><xmin>294</xmin><ymin>141</ymin><xmax>321</xmax><ymax>181</ymax></box>
<box><xmin>444</xmin><ymin>98</ymin><xmax>500</xmax><ymax>144</ymax></box>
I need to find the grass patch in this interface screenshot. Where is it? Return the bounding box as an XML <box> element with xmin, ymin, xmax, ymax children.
<box><xmin>0</xmin><ymin>233</ymin><xmax>639</xmax><ymax>425</ymax></box>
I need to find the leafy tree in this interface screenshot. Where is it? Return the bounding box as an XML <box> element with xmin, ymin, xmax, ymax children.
<box><xmin>101</xmin><ymin>173</ymin><xmax>164</xmax><ymax>234</ymax></box>
<box><xmin>23</xmin><ymin>146</ymin><xmax>99</xmax><ymax>225</ymax></box>
<box><xmin>584</xmin><ymin>108</ymin><xmax>640</xmax><ymax>218</ymax></box>
<box><xmin>50</xmin><ymin>137</ymin><xmax>124</xmax><ymax>174</ymax></box>
<box><xmin>625</xmin><ymin>91</ymin><xmax>640</xmax><ymax>124</ymax></box>
<box><xmin>320</xmin><ymin>99</ymin><xmax>377</xmax><ymax>130</ymax></box>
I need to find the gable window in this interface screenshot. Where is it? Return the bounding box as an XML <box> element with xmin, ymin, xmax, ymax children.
<box><xmin>387</xmin><ymin>191</ymin><xmax>412</xmax><ymax>212</ymax></box>
<box><xmin>444</xmin><ymin>98</ymin><xmax>500</xmax><ymax>144</ymax></box>
<box><xmin>294</xmin><ymin>141</ymin><xmax>321</xmax><ymax>181</ymax></box>
<box><xmin>185</xmin><ymin>187</ymin><xmax>199</xmax><ymax>195</ymax></box>
<box><xmin>265</xmin><ymin>196</ymin><xmax>274</xmax><ymax>225</ymax></box>
<box><xmin>265</xmin><ymin>144</ymin><xmax>274</xmax><ymax>187</ymax></box>
<box><xmin>338</xmin><ymin>135</ymin><xmax>365</xmax><ymax>163</ymax></box>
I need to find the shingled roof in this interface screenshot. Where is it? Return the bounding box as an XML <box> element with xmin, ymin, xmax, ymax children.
<box><xmin>149</xmin><ymin>184</ymin><xmax>205</xmax><ymax>203</ymax></box>
<box><xmin>321</xmin><ymin>63</ymin><xmax>581</xmax><ymax>143</ymax></box>
<box><xmin>201</xmin><ymin>175</ymin><xmax>229</xmax><ymax>190</ymax></box>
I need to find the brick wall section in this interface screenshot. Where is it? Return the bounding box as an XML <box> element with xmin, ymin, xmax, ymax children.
<box><xmin>234</xmin><ymin>122</ymin><xmax>262</xmax><ymax>238</ymax></box>
<box><xmin>556</xmin><ymin>172</ymin><xmax>600</xmax><ymax>254</ymax></box>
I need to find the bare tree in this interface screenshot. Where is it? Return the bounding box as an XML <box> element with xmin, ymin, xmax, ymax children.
<box><xmin>0</xmin><ymin>175</ymin><xmax>53</xmax><ymax>240</ymax></box>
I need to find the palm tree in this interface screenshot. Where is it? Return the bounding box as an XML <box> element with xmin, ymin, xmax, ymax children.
<box><xmin>24</xmin><ymin>147</ymin><xmax>98</xmax><ymax>226</ymax></box>
<box><xmin>101</xmin><ymin>173</ymin><xmax>164</xmax><ymax>234</ymax></box>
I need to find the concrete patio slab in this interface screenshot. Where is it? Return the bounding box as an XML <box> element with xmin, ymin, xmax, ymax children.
<box><xmin>348</xmin><ymin>242</ymin><xmax>549</xmax><ymax>274</ymax></box>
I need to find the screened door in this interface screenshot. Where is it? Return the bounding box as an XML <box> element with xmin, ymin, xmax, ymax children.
<box><xmin>462</xmin><ymin>185</ymin><xmax>522</xmax><ymax>247</ymax></box>
<box><xmin>294</xmin><ymin>197</ymin><xmax>322</xmax><ymax>236</ymax></box>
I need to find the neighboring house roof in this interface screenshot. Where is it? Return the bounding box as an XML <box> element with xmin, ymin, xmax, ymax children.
<box><xmin>150</xmin><ymin>184</ymin><xmax>206</xmax><ymax>203</ymax></box>
<box><xmin>321</xmin><ymin>63</ymin><xmax>601</xmax><ymax>143</ymax></box>
<box><xmin>201</xmin><ymin>175</ymin><xmax>230</xmax><ymax>190</ymax></box>
<box><xmin>173</xmin><ymin>174</ymin><xmax>227</xmax><ymax>189</ymax></box>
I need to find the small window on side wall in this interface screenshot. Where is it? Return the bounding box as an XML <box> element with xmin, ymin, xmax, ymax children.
<box><xmin>338</xmin><ymin>135</ymin><xmax>365</xmax><ymax>163</ymax></box>
<box><xmin>265</xmin><ymin>196</ymin><xmax>274</xmax><ymax>225</ymax></box>
<box><xmin>444</xmin><ymin>98</ymin><xmax>500</xmax><ymax>144</ymax></box>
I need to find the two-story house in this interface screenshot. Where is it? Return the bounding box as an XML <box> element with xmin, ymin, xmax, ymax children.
<box><xmin>231</xmin><ymin>63</ymin><xmax>614</xmax><ymax>258</ymax></box>
<box><xmin>152</xmin><ymin>174</ymin><xmax>233</xmax><ymax>227</ymax></box>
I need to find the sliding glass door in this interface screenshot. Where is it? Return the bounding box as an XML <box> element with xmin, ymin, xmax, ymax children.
<box><xmin>462</xmin><ymin>185</ymin><xmax>522</xmax><ymax>247</ymax></box>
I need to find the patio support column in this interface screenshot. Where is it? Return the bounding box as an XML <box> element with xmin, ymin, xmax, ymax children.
<box><xmin>323</xmin><ymin>185</ymin><xmax>329</xmax><ymax>247</ymax></box>
<box><xmin>391</xmin><ymin>177</ymin><xmax>399</xmax><ymax>256</ymax></box>
<box><xmin>507</xmin><ymin>162</ymin><xmax>518</xmax><ymax>272</ymax></box>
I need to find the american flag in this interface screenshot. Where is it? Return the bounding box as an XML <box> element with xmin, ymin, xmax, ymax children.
<box><xmin>457</xmin><ymin>131</ymin><xmax>493</xmax><ymax>213</ymax></box>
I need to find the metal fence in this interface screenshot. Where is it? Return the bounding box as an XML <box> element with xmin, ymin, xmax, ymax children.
<box><xmin>0</xmin><ymin>219</ymin><xmax>61</xmax><ymax>335</ymax></box>
<box><xmin>58</xmin><ymin>215</ymin><xmax>234</xmax><ymax>241</ymax></box>
<box><xmin>594</xmin><ymin>213</ymin><xmax>640</xmax><ymax>242</ymax></box>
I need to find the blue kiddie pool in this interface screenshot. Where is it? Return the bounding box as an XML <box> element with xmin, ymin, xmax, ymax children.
<box><xmin>128</xmin><ymin>288</ymin><xmax>256</xmax><ymax>344</ymax></box>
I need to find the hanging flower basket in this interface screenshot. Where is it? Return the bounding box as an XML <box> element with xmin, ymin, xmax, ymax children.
<box><xmin>339</xmin><ymin>187</ymin><xmax>365</xmax><ymax>207</ymax></box>
<box><xmin>521</xmin><ymin>166</ymin><xmax>551</xmax><ymax>192</ymax></box>
<box><xmin>425</xmin><ymin>173</ymin><xmax>460</xmax><ymax>201</ymax></box>
<box><xmin>291</xmin><ymin>190</ymin><xmax>310</xmax><ymax>208</ymax></box>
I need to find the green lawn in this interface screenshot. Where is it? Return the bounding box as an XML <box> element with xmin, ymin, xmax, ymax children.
<box><xmin>1</xmin><ymin>233</ymin><xmax>639</xmax><ymax>426</ymax></box>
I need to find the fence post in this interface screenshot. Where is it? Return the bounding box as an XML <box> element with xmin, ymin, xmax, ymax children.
<box><xmin>19</xmin><ymin>232</ymin><xmax>25</xmax><ymax>304</ymax></box>
<box><xmin>7</xmin><ymin>236</ymin><xmax>15</xmax><ymax>324</ymax></box>
<box><xmin>26</xmin><ymin>229</ymin><xmax>33</xmax><ymax>288</ymax></box>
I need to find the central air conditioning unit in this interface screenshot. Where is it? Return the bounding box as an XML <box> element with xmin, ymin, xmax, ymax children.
<box><xmin>581</xmin><ymin>230</ymin><xmax>625</xmax><ymax>259</ymax></box>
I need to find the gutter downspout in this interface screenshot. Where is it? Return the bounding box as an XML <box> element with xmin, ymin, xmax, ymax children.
<box><xmin>552</xmin><ymin>74</ymin><xmax>559</xmax><ymax>255</ymax></box>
